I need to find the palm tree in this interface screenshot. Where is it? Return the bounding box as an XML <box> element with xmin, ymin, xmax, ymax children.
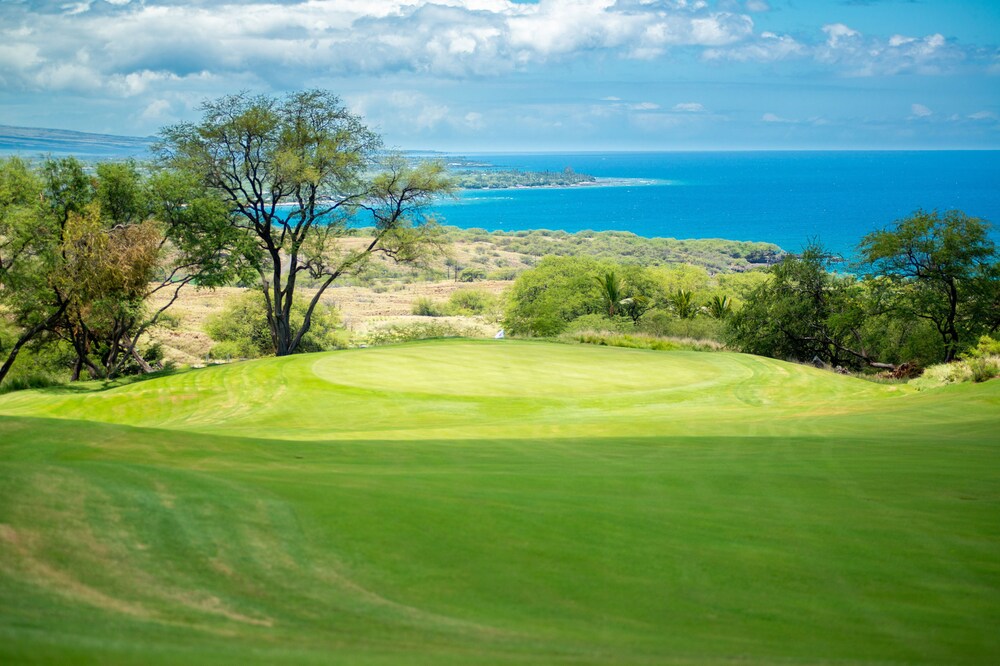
<box><xmin>596</xmin><ymin>270</ymin><xmax>626</xmax><ymax>317</ymax></box>
<box><xmin>707</xmin><ymin>294</ymin><xmax>732</xmax><ymax>319</ymax></box>
<box><xmin>670</xmin><ymin>288</ymin><xmax>698</xmax><ymax>319</ymax></box>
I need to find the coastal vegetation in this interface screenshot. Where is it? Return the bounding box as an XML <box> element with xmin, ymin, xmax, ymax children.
<box><xmin>449</xmin><ymin>165</ymin><xmax>597</xmax><ymax>189</ymax></box>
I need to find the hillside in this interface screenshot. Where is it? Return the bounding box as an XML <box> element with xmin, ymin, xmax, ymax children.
<box><xmin>0</xmin><ymin>125</ymin><xmax>153</xmax><ymax>159</ymax></box>
<box><xmin>1</xmin><ymin>340</ymin><xmax>998</xmax><ymax>664</ymax></box>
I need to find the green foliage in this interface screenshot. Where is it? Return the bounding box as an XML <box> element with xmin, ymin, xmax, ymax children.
<box><xmin>968</xmin><ymin>357</ymin><xmax>1000</xmax><ymax>383</ymax></box>
<box><xmin>726</xmin><ymin>244</ymin><xmax>875</xmax><ymax>368</ymax></box>
<box><xmin>668</xmin><ymin>288</ymin><xmax>698</xmax><ymax>319</ymax></box>
<box><xmin>707</xmin><ymin>294</ymin><xmax>733</xmax><ymax>319</ymax></box>
<box><xmin>363</xmin><ymin>321</ymin><xmax>468</xmax><ymax>346</ymax></box>
<box><xmin>411</xmin><ymin>297</ymin><xmax>447</xmax><ymax>317</ymax></box>
<box><xmin>454</xmin><ymin>228</ymin><xmax>784</xmax><ymax>272</ymax></box>
<box><xmin>504</xmin><ymin>257</ymin><xmax>663</xmax><ymax>337</ymax></box>
<box><xmin>564</xmin><ymin>313</ymin><xmax>627</xmax><ymax>334</ymax></box>
<box><xmin>639</xmin><ymin>309</ymin><xmax>725</xmax><ymax>342</ymax></box>
<box><xmin>157</xmin><ymin>90</ymin><xmax>453</xmax><ymax>356</ymax></box>
<box><xmin>563</xmin><ymin>330</ymin><xmax>679</xmax><ymax>351</ymax></box>
<box><xmin>964</xmin><ymin>335</ymin><xmax>1000</xmax><ymax>359</ymax></box>
<box><xmin>595</xmin><ymin>270</ymin><xmax>627</xmax><ymax>317</ymax></box>
<box><xmin>858</xmin><ymin>209</ymin><xmax>999</xmax><ymax>362</ymax></box>
<box><xmin>959</xmin><ymin>335</ymin><xmax>1000</xmax><ymax>384</ymax></box>
<box><xmin>450</xmin><ymin>166</ymin><xmax>597</xmax><ymax>189</ymax></box>
<box><xmin>458</xmin><ymin>267</ymin><xmax>487</xmax><ymax>282</ymax></box>
<box><xmin>447</xmin><ymin>289</ymin><xmax>497</xmax><ymax>316</ymax></box>
<box><xmin>503</xmin><ymin>256</ymin><xmax>607</xmax><ymax>337</ymax></box>
<box><xmin>0</xmin><ymin>154</ymin><xmax>232</xmax><ymax>383</ymax></box>
<box><xmin>205</xmin><ymin>290</ymin><xmax>344</xmax><ymax>359</ymax></box>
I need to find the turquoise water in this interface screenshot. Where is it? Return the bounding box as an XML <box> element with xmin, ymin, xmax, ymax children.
<box><xmin>430</xmin><ymin>151</ymin><xmax>1000</xmax><ymax>256</ymax></box>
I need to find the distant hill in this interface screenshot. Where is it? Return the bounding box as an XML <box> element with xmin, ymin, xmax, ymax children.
<box><xmin>0</xmin><ymin>125</ymin><xmax>153</xmax><ymax>159</ymax></box>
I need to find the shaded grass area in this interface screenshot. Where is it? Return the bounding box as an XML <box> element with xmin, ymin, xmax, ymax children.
<box><xmin>1</xmin><ymin>340</ymin><xmax>999</xmax><ymax>664</ymax></box>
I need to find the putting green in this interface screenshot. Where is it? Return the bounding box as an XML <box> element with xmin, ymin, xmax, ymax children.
<box><xmin>1</xmin><ymin>339</ymin><xmax>998</xmax><ymax>665</ymax></box>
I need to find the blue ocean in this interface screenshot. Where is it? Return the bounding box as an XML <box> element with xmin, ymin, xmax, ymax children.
<box><xmin>428</xmin><ymin>151</ymin><xmax>1000</xmax><ymax>257</ymax></box>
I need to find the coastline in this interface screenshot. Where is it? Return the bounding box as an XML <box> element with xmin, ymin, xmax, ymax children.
<box><xmin>458</xmin><ymin>176</ymin><xmax>669</xmax><ymax>191</ymax></box>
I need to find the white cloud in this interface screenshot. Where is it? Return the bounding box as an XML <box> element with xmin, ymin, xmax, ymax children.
<box><xmin>673</xmin><ymin>102</ymin><xmax>705</xmax><ymax>112</ymax></box>
<box><xmin>910</xmin><ymin>103</ymin><xmax>932</xmax><ymax>118</ymax></box>
<box><xmin>463</xmin><ymin>111</ymin><xmax>485</xmax><ymax>129</ymax></box>
<box><xmin>140</xmin><ymin>98</ymin><xmax>172</xmax><ymax>122</ymax></box>
<box><xmin>629</xmin><ymin>101</ymin><xmax>660</xmax><ymax>111</ymax></box>
<box><xmin>704</xmin><ymin>30</ymin><xmax>804</xmax><ymax>62</ymax></box>
<box><xmin>351</xmin><ymin>90</ymin><xmax>451</xmax><ymax>132</ymax></box>
<box><xmin>762</xmin><ymin>112</ymin><xmax>792</xmax><ymax>123</ymax></box>
<box><xmin>822</xmin><ymin>23</ymin><xmax>861</xmax><ymax>48</ymax></box>
<box><xmin>746</xmin><ymin>0</ymin><xmax>769</xmax><ymax>11</ymax></box>
<box><xmin>817</xmin><ymin>26</ymin><xmax>960</xmax><ymax>77</ymax></box>
<box><xmin>0</xmin><ymin>0</ymin><xmax>765</xmax><ymax>97</ymax></box>
<box><xmin>968</xmin><ymin>111</ymin><xmax>998</xmax><ymax>121</ymax></box>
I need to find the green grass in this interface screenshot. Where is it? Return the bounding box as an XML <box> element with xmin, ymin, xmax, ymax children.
<box><xmin>1</xmin><ymin>339</ymin><xmax>998</xmax><ymax>664</ymax></box>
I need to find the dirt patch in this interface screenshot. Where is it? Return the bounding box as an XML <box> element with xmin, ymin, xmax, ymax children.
<box><xmin>147</xmin><ymin>279</ymin><xmax>510</xmax><ymax>363</ymax></box>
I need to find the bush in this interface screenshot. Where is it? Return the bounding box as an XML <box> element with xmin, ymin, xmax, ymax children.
<box><xmin>639</xmin><ymin>310</ymin><xmax>725</xmax><ymax>341</ymax></box>
<box><xmin>459</xmin><ymin>267</ymin><xmax>487</xmax><ymax>282</ymax></box>
<box><xmin>363</xmin><ymin>321</ymin><xmax>469</xmax><ymax>346</ymax></box>
<box><xmin>447</xmin><ymin>289</ymin><xmax>497</xmax><ymax>316</ymax></box>
<box><xmin>564</xmin><ymin>314</ymin><xmax>630</xmax><ymax>334</ymax></box>
<box><xmin>412</xmin><ymin>297</ymin><xmax>447</xmax><ymax>317</ymax></box>
<box><xmin>487</xmin><ymin>267</ymin><xmax>518</xmax><ymax>281</ymax></box>
<box><xmin>563</xmin><ymin>330</ymin><xmax>678</xmax><ymax>351</ymax></box>
<box><xmin>969</xmin><ymin>357</ymin><xmax>1000</xmax><ymax>383</ymax></box>
<box><xmin>965</xmin><ymin>335</ymin><xmax>1000</xmax><ymax>359</ymax></box>
<box><xmin>205</xmin><ymin>290</ymin><xmax>344</xmax><ymax>358</ymax></box>
<box><xmin>0</xmin><ymin>371</ymin><xmax>64</xmax><ymax>395</ymax></box>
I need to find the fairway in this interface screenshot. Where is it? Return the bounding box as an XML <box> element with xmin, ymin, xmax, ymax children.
<box><xmin>1</xmin><ymin>339</ymin><xmax>998</xmax><ymax>664</ymax></box>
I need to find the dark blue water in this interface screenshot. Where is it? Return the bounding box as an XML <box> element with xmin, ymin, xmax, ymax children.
<box><xmin>430</xmin><ymin>151</ymin><xmax>1000</xmax><ymax>256</ymax></box>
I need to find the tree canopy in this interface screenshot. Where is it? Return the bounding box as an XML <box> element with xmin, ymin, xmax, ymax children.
<box><xmin>156</xmin><ymin>90</ymin><xmax>453</xmax><ymax>356</ymax></box>
<box><xmin>858</xmin><ymin>210</ymin><xmax>998</xmax><ymax>362</ymax></box>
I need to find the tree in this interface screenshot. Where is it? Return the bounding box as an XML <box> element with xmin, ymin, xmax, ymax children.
<box><xmin>0</xmin><ymin>157</ymin><xmax>69</xmax><ymax>384</ymax></box>
<box><xmin>706</xmin><ymin>294</ymin><xmax>732</xmax><ymax>319</ymax></box>
<box><xmin>725</xmin><ymin>243</ymin><xmax>889</xmax><ymax>370</ymax></box>
<box><xmin>0</xmin><ymin>156</ymin><xmax>232</xmax><ymax>384</ymax></box>
<box><xmin>157</xmin><ymin>90</ymin><xmax>452</xmax><ymax>356</ymax></box>
<box><xmin>858</xmin><ymin>210</ymin><xmax>999</xmax><ymax>362</ymax></box>
<box><xmin>596</xmin><ymin>270</ymin><xmax>626</xmax><ymax>317</ymax></box>
<box><xmin>503</xmin><ymin>256</ymin><xmax>606</xmax><ymax>336</ymax></box>
<box><xmin>668</xmin><ymin>289</ymin><xmax>698</xmax><ymax>319</ymax></box>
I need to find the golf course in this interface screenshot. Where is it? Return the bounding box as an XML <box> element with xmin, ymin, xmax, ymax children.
<box><xmin>1</xmin><ymin>339</ymin><xmax>998</xmax><ymax>665</ymax></box>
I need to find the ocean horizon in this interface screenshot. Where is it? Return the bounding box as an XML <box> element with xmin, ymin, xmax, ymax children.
<box><xmin>428</xmin><ymin>150</ymin><xmax>1000</xmax><ymax>257</ymax></box>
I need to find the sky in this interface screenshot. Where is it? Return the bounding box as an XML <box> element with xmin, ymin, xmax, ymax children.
<box><xmin>1</xmin><ymin>0</ymin><xmax>998</xmax><ymax>151</ymax></box>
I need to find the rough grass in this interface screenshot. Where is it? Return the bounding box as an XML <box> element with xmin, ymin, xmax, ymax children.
<box><xmin>1</xmin><ymin>339</ymin><xmax>998</xmax><ymax>665</ymax></box>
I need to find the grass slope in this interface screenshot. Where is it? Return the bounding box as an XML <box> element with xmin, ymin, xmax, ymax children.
<box><xmin>1</xmin><ymin>339</ymin><xmax>998</xmax><ymax>665</ymax></box>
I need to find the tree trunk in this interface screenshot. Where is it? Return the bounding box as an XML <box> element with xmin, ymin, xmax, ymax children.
<box><xmin>0</xmin><ymin>303</ymin><xmax>68</xmax><ymax>385</ymax></box>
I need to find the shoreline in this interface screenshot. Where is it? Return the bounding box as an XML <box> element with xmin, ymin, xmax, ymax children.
<box><xmin>457</xmin><ymin>176</ymin><xmax>669</xmax><ymax>192</ymax></box>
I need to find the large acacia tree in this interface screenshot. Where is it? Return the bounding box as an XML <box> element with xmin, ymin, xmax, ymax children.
<box><xmin>156</xmin><ymin>90</ymin><xmax>452</xmax><ymax>356</ymax></box>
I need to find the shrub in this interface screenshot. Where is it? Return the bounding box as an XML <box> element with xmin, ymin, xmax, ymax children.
<box><xmin>205</xmin><ymin>290</ymin><xmax>344</xmax><ymax>358</ymax></box>
<box><xmin>363</xmin><ymin>321</ymin><xmax>468</xmax><ymax>346</ymax></box>
<box><xmin>487</xmin><ymin>267</ymin><xmax>518</xmax><ymax>281</ymax></box>
<box><xmin>969</xmin><ymin>357</ymin><xmax>1000</xmax><ymax>383</ymax></box>
<box><xmin>965</xmin><ymin>335</ymin><xmax>1000</xmax><ymax>359</ymax></box>
<box><xmin>412</xmin><ymin>297</ymin><xmax>447</xmax><ymax>317</ymax></box>
<box><xmin>564</xmin><ymin>314</ymin><xmax>629</xmax><ymax>334</ymax></box>
<box><xmin>0</xmin><ymin>371</ymin><xmax>64</xmax><ymax>395</ymax></box>
<box><xmin>640</xmin><ymin>310</ymin><xmax>725</xmax><ymax>341</ymax></box>
<box><xmin>447</xmin><ymin>289</ymin><xmax>497</xmax><ymax>316</ymax></box>
<box><xmin>564</xmin><ymin>330</ymin><xmax>679</xmax><ymax>351</ymax></box>
<box><xmin>459</xmin><ymin>267</ymin><xmax>487</xmax><ymax>282</ymax></box>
